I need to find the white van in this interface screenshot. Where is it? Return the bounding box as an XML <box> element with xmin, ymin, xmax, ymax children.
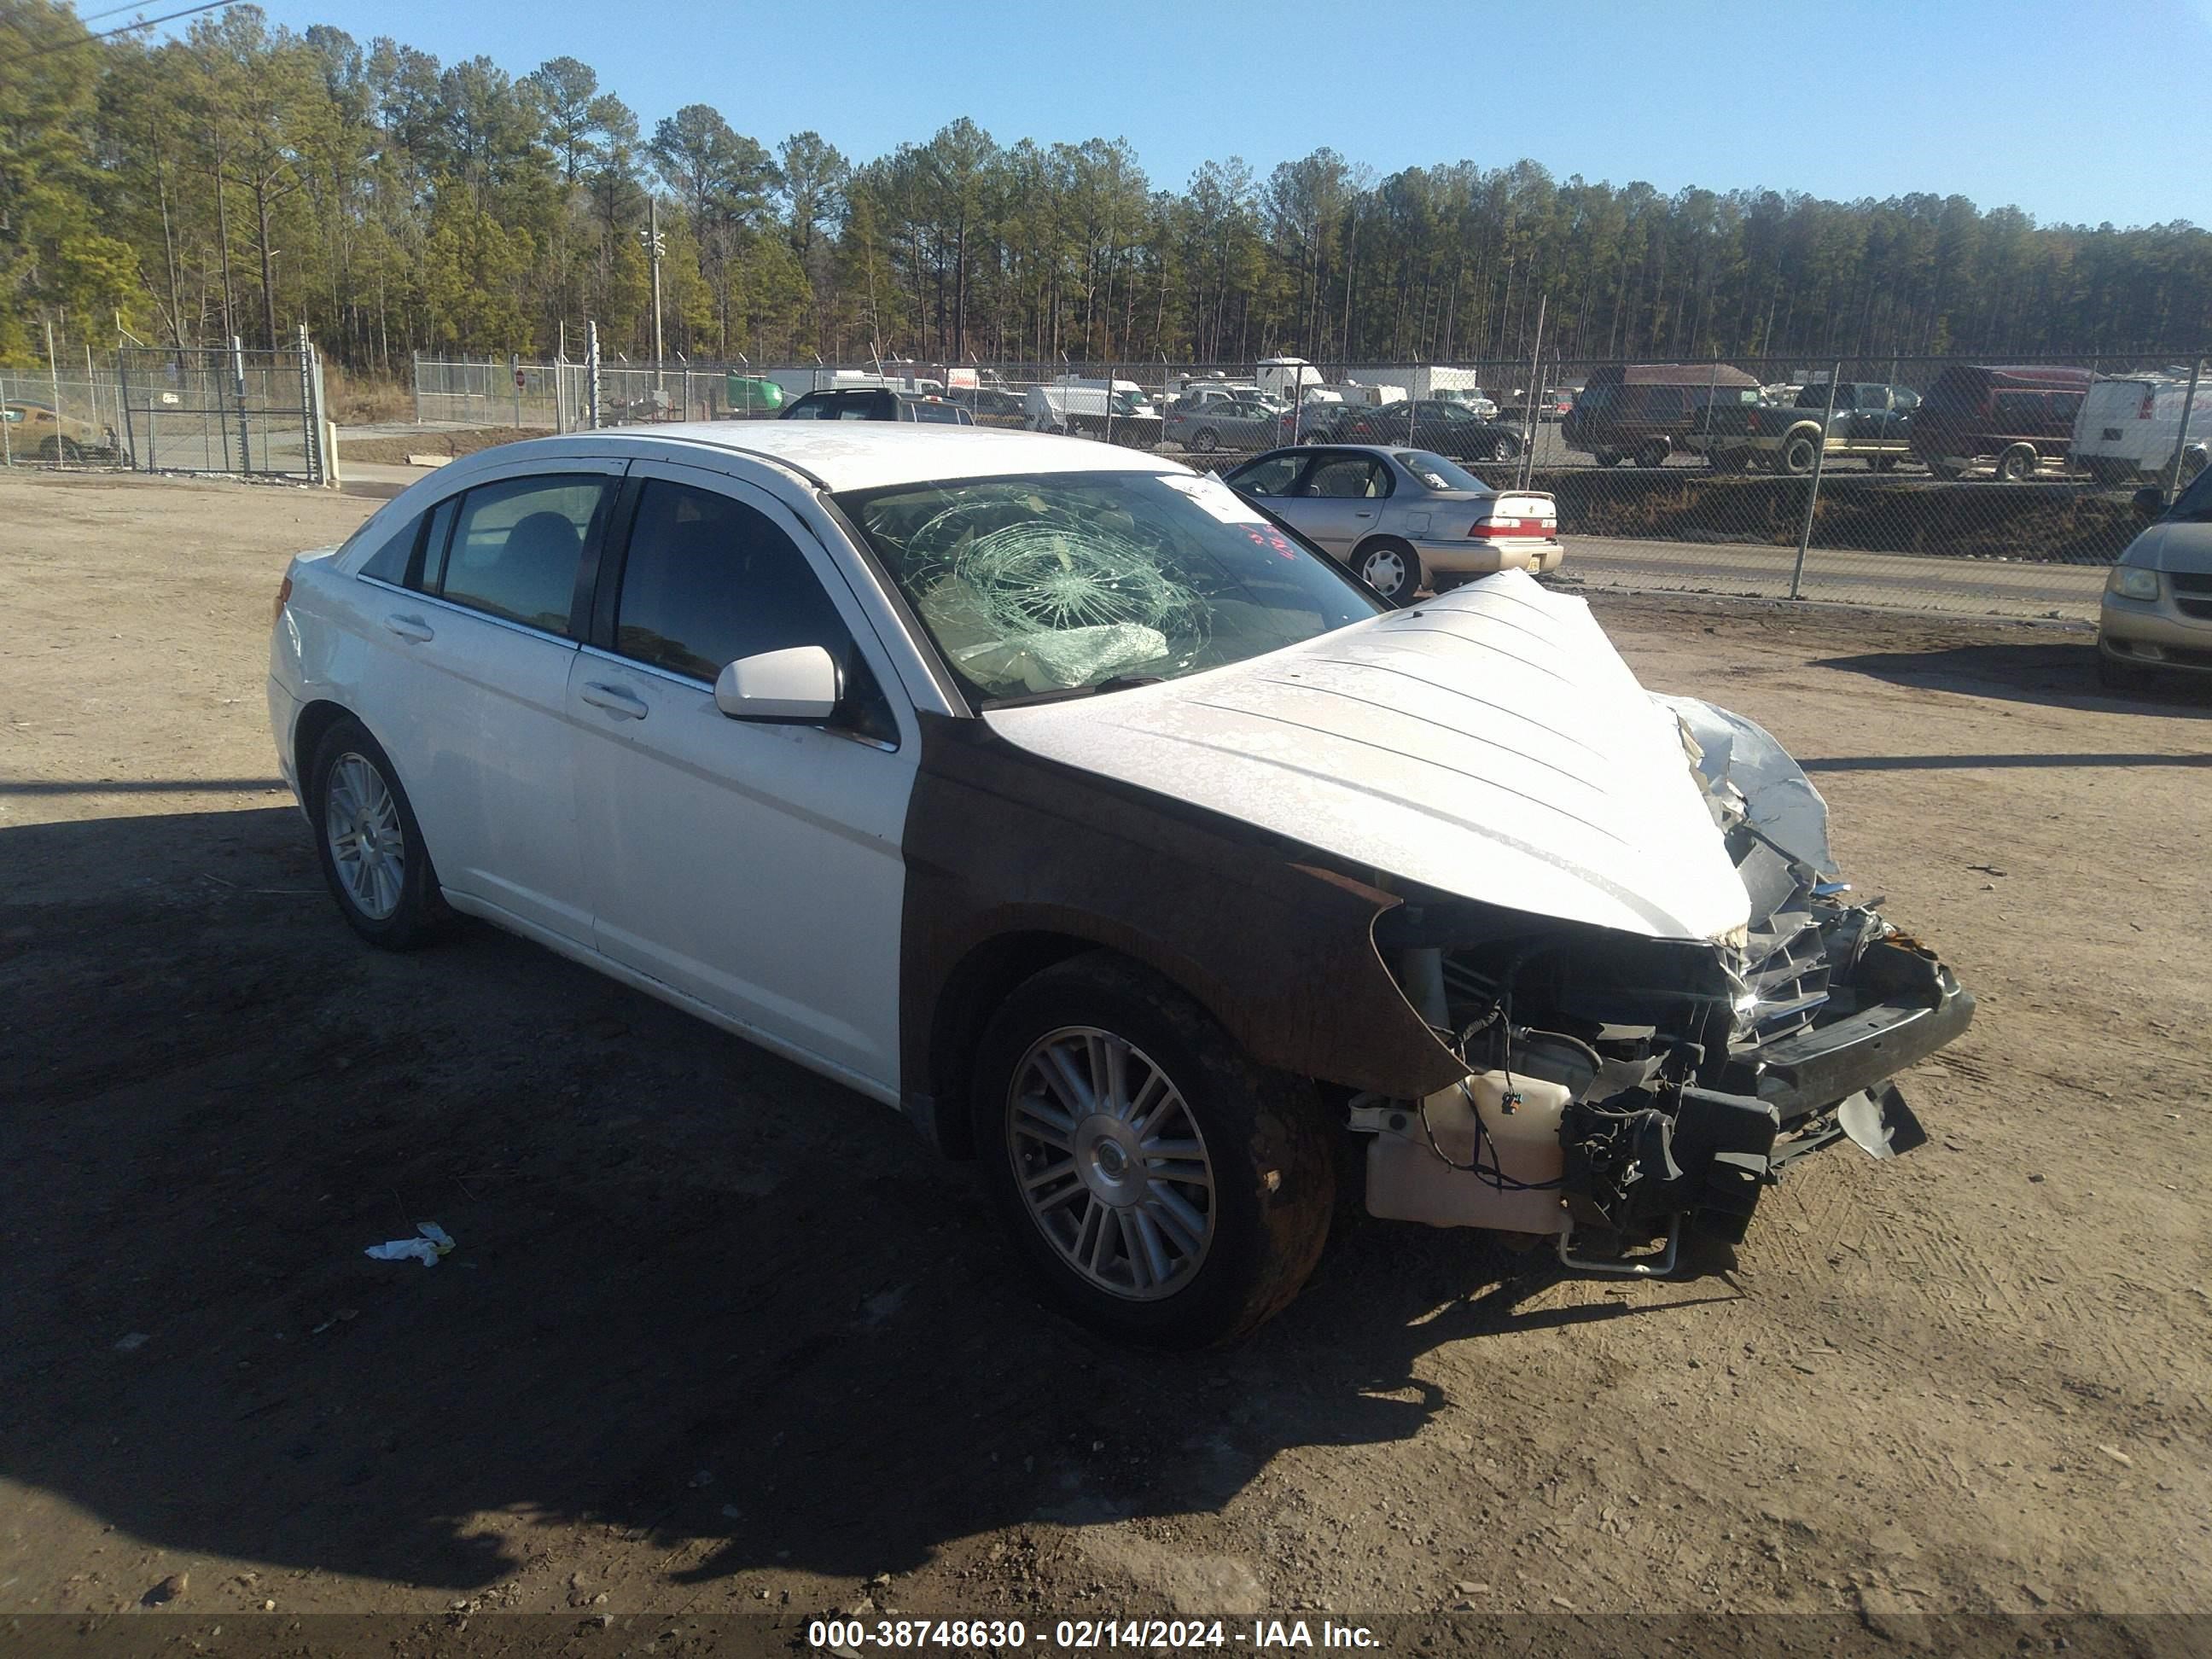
<box><xmin>1024</xmin><ymin>379</ymin><xmax>1163</xmax><ymax>445</ymax></box>
<box><xmin>2072</xmin><ymin>375</ymin><xmax>2210</xmax><ymax>486</ymax></box>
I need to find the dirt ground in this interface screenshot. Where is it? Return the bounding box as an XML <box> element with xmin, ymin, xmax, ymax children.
<box><xmin>3</xmin><ymin>470</ymin><xmax>2209</xmax><ymax>1635</ymax></box>
<box><xmin>335</xmin><ymin>426</ymin><xmax>550</xmax><ymax>467</ymax></box>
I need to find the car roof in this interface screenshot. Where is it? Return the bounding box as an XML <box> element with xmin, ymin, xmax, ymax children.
<box><xmin>468</xmin><ymin>422</ymin><xmax>1188</xmax><ymax>492</ymax></box>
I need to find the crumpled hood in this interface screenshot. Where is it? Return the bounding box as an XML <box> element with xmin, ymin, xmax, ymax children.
<box><xmin>985</xmin><ymin>570</ymin><xmax>1754</xmax><ymax>943</ymax></box>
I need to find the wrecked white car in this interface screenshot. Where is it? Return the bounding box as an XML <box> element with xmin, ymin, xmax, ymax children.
<box><xmin>270</xmin><ymin>424</ymin><xmax>1972</xmax><ymax>1346</ymax></box>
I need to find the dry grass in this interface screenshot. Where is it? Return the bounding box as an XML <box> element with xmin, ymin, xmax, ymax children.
<box><xmin>320</xmin><ymin>363</ymin><xmax>415</xmax><ymax>425</ymax></box>
<box><xmin>335</xmin><ymin>426</ymin><xmax>550</xmax><ymax>465</ymax></box>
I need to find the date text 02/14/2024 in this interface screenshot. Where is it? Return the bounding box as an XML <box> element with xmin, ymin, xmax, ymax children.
<box><xmin>808</xmin><ymin>1618</ymin><xmax>1381</xmax><ymax>1651</ymax></box>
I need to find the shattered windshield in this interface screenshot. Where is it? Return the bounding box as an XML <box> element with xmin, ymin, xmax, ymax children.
<box><xmin>835</xmin><ymin>470</ymin><xmax>1382</xmax><ymax>704</ymax></box>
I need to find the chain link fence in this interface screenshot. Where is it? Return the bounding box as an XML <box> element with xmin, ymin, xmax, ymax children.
<box><xmin>4</xmin><ymin>338</ymin><xmax>330</xmax><ymax>484</ymax></box>
<box><xmin>1</xmin><ymin>363</ymin><xmax>131</xmax><ymax>471</ymax></box>
<box><xmin>405</xmin><ymin>345</ymin><xmax>2209</xmax><ymax>621</ymax></box>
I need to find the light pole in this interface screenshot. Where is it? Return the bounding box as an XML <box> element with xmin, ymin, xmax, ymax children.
<box><xmin>640</xmin><ymin>199</ymin><xmax>666</xmax><ymax>393</ymax></box>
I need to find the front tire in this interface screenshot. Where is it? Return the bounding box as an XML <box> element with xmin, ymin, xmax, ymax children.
<box><xmin>1996</xmin><ymin>443</ymin><xmax>2039</xmax><ymax>482</ymax></box>
<box><xmin>1349</xmin><ymin>537</ymin><xmax>1424</xmax><ymax>606</ymax></box>
<box><xmin>1489</xmin><ymin>433</ymin><xmax>1522</xmax><ymax>463</ymax></box>
<box><xmin>970</xmin><ymin>953</ymin><xmax>1335</xmax><ymax>1347</ymax></box>
<box><xmin>307</xmin><ymin>717</ymin><xmax>450</xmax><ymax>950</ymax></box>
<box><xmin>1190</xmin><ymin>427</ymin><xmax>1220</xmax><ymax>453</ymax></box>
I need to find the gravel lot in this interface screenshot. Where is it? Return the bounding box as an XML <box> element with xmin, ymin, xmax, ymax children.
<box><xmin>3</xmin><ymin>470</ymin><xmax>2208</xmax><ymax>1633</ymax></box>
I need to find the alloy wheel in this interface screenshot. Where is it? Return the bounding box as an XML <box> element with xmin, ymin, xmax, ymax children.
<box><xmin>1006</xmin><ymin>1026</ymin><xmax>1215</xmax><ymax>1301</ymax></box>
<box><xmin>325</xmin><ymin>753</ymin><xmax>405</xmax><ymax>920</ymax></box>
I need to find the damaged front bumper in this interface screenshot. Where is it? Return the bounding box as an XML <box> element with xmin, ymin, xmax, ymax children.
<box><xmin>1353</xmin><ymin>693</ymin><xmax>1976</xmax><ymax>1275</ymax></box>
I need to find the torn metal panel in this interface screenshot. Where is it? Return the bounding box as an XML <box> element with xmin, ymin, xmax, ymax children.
<box><xmin>987</xmin><ymin>571</ymin><xmax>1753</xmax><ymax>946</ymax></box>
<box><xmin>1653</xmin><ymin>693</ymin><xmax>1838</xmax><ymax>878</ymax></box>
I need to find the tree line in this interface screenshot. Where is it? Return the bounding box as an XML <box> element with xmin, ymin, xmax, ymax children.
<box><xmin>4</xmin><ymin>0</ymin><xmax>2208</xmax><ymax>375</ymax></box>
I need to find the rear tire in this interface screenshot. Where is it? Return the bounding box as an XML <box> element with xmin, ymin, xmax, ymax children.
<box><xmin>1996</xmin><ymin>443</ymin><xmax>2039</xmax><ymax>482</ymax></box>
<box><xmin>38</xmin><ymin>436</ymin><xmax>82</xmax><ymax>463</ymax></box>
<box><xmin>1929</xmin><ymin>462</ymin><xmax>1963</xmax><ymax>481</ymax></box>
<box><xmin>307</xmin><ymin>717</ymin><xmax>451</xmax><ymax>951</ymax></box>
<box><xmin>1633</xmin><ymin>438</ymin><xmax>1672</xmax><ymax>468</ymax></box>
<box><xmin>1190</xmin><ymin>428</ymin><xmax>1220</xmax><ymax>453</ymax></box>
<box><xmin>969</xmin><ymin>953</ymin><xmax>1335</xmax><ymax>1347</ymax></box>
<box><xmin>1489</xmin><ymin>433</ymin><xmax>1522</xmax><ymax>463</ymax></box>
<box><xmin>1350</xmin><ymin>537</ymin><xmax>1424</xmax><ymax>606</ymax></box>
<box><xmin>1778</xmin><ymin>430</ymin><xmax>1821</xmax><ymax>475</ymax></box>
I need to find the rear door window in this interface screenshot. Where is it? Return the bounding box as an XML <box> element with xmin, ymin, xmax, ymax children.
<box><xmin>435</xmin><ymin>475</ymin><xmax>607</xmax><ymax>635</ymax></box>
<box><xmin>355</xmin><ymin>508</ymin><xmax>425</xmax><ymax>584</ymax></box>
<box><xmin>1306</xmin><ymin>456</ymin><xmax>1390</xmax><ymax>498</ymax></box>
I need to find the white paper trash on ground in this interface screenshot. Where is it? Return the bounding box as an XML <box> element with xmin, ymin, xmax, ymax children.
<box><xmin>364</xmin><ymin>1221</ymin><xmax>456</xmax><ymax>1266</ymax></box>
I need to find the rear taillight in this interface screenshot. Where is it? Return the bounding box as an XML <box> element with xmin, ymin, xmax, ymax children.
<box><xmin>272</xmin><ymin>574</ymin><xmax>291</xmax><ymax>626</ymax></box>
<box><xmin>1747</xmin><ymin>410</ymin><xmax>1761</xmax><ymax>434</ymax></box>
<box><xmin>1470</xmin><ymin>518</ymin><xmax>1551</xmax><ymax>538</ymax></box>
<box><xmin>2139</xmin><ymin>389</ymin><xmax>2156</xmax><ymax>419</ymax></box>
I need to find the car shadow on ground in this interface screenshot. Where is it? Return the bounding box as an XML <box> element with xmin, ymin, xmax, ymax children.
<box><xmin>0</xmin><ymin>806</ymin><xmax>1733</xmax><ymax>1598</ymax></box>
<box><xmin>1813</xmin><ymin>637</ymin><xmax>2212</xmax><ymax>719</ymax></box>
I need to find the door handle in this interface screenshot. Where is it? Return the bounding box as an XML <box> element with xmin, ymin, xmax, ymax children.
<box><xmin>383</xmin><ymin>613</ymin><xmax>434</xmax><ymax>643</ymax></box>
<box><xmin>1353</xmin><ymin>509</ymin><xmax>1375</xmax><ymax>517</ymax></box>
<box><xmin>580</xmin><ymin>681</ymin><xmax>649</xmax><ymax>720</ymax></box>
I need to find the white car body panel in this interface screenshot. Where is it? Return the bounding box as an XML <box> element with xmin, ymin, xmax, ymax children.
<box><xmin>270</xmin><ymin>437</ymin><xmax>935</xmax><ymax>1096</ymax></box>
<box><xmin>562</xmin><ymin>461</ymin><xmax>916</xmax><ymax>1091</ymax></box>
<box><xmin>987</xmin><ymin>571</ymin><xmax>1752</xmax><ymax>945</ymax></box>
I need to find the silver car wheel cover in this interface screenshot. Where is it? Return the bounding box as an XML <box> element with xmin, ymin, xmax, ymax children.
<box><xmin>1007</xmin><ymin>1025</ymin><xmax>1215</xmax><ymax>1301</ymax></box>
<box><xmin>1359</xmin><ymin>545</ymin><xmax>1407</xmax><ymax>597</ymax></box>
<box><xmin>325</xmin><ymin>752</ymin><xmax>405</xmax><ymax>921</ymax></box>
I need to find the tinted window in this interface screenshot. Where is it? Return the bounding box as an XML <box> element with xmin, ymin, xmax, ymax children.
<box><xmin>437</xmin><ymin>475</ymin><xmax>603</xmax><ymax>634</ymax></box>
<box><xmin>614</xmin><ymin>480</ymin><xmax>853</xmax><ymax>683</ymax></box>
<box><xmin>1230</xmin><ymin>453</ymin><xmax>1304</xmax><ymax>497</ymax></box>
<box><xmin>2168</xmin><ymin>465</ymin><xmax>2212</xmax><ymax>521</ymax></box>
<box><xmin>355</xmin><ymin>508</ymin><xmax>424</xmax><ymax>584</ymax></box>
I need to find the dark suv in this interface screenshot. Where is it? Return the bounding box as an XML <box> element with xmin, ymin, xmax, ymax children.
<box><xmin>1562</xmin><ymin>364</ymin><xmax>1764</xmax><ymax>467</ymax></box>
<box><xmin>1908</xmin><ymin>364</ymin><xmax>2093</xmax><ymax>480</ymax></box>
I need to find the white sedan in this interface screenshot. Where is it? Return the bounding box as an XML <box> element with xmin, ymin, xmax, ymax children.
<box><xmin>271</xmin><ymin>424</ymin><xmax>1971</xmax><ymax>1345</ymax></box>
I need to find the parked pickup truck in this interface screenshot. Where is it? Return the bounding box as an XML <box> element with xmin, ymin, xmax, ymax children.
<box><xmin>1689</xmin><ymin>381</ymin><xmax>1922</xmax><ymax>474</ymax></box>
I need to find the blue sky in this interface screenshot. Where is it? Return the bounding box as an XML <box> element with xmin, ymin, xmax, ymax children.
<box><xmin>196</xmin><ymin>0</ymin><xmax>2211</xmax><ymax>229</ymax></box>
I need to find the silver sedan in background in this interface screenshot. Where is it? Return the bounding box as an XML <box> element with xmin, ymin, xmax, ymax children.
<box><xmin>1162</xmin><ymin>399</ymin><xmax>1283</xmax><ymax>454</ymax></box>
<box><xmin>1223</xmin><ymin>444</ymin><xmax>1563</xmax><ymax>603</ymax></box>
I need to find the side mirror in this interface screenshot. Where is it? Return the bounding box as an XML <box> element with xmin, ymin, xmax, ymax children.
<box><xmin>713</xmin><ymin>644</ymin><xmax>841</xmax><ymax>723</ymax></box>
<box><xmin>2133</xmin><ymin>486</ymin><xmax>2168</xmax><ymax>518</ymax></box>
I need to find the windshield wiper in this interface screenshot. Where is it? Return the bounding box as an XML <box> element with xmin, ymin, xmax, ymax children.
<box><xmin>1093</xmin><ymin>674</ymin><xmax>1166</xmax><ymax>694</ymax></box>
